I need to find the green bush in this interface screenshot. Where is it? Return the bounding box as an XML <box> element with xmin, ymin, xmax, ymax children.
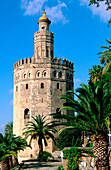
<box><xmin>57</xmin><ymin>164</ymin><xmax>64</xmax><ymax>170</ymax></box>
<box><xmin>37</xmin><ymin>151</ymin><xmax>54</xmax><ymax>162</ymax></box>
<box><xmin>63</xmin><ymin>147</ymin><xmax>94</xmax><ymax>170</ymax></box>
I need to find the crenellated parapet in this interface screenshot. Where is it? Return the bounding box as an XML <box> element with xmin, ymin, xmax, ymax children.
<box><xmin>52</xmin><ymin>57</ymin><xmax>73</xmax><ymax>69</ymax></box>
<box><xmin>14</xmin><ymin>57</ymin><xmax>32</xmax><ymax>69</ymax></box>
<box><xmin>14</xmin><ymin>56</ymin><xmax>73</xmax><ymax>70</ymax></box>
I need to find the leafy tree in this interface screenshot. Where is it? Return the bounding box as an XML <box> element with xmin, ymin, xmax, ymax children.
<box><xmin>22</xmin><ymin>115</ymin><xmax>57</xmax><ymax>155</ymax></box>
<box><xmin>52</xmin><ymin>80</ymin><xmax>111</xmax><ymax>169</ymax></box>
<box><xmin>88</xmin><ymin>0</ymin><xmax>111</xmax><ymax>11</ymax></box>
<box><xmin>88</xmin><ymin>0</ymin><xmax>111</xmax><ymax>24</ymax></box>
<box><xmin>56</xmin><ymin>129</ymin><xmax>81</xmax><ymax>150</ymax></box>
<box><xmin>4</xmin><ymin>122</ymin><xmax>13</xmax><ymax>136</ymax></box>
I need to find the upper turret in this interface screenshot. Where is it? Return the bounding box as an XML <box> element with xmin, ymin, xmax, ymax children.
<box><xmin>37</xmin><ymin>11</ymin><xmax>51</xmax><ymax>33</ymax></box>
<box><xmin>34</xmin><ymin>11</ymin><xmax>53</xmax><ymax>62</ymax></box>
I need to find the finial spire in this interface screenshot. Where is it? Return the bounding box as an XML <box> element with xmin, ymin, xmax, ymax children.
<box><xmin>42</xmin><ymin>7</ymin><xmax>46</xmax><ymax>16</ymax></box>
<box><xmin>37</xmin><ymin>9</ymin><xmax>51</xmax><ymax>24</ymax></box>
<box><xmin>43</xmin><ymin>4</ymin><xmax>45</xmax><ymax>13</ymax></box>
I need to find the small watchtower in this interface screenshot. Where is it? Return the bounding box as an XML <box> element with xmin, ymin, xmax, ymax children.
<box><xmin>13</xmin><ymin>11</ymin><xmax>74</xmax><ymax>162</ymax></box>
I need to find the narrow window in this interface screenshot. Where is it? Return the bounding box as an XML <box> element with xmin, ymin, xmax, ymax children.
<box><xmin>46</xmin><ymin>49</ymin><xmax>49</xmax><ymax>58</ymax></box>
<box><xmin>42</xmin><ymin>98</ymin><xmax>43</xmax><ymax>103</ymax></box>
<box><xmin>41</xmin><ymin>83</ymin><xmax>44</xmax><ymax>88</ymax></box>
<box><xmin>54</xmin><ymin>71</ymin><xmax>56</xmax><ymax>78</ymax></box>
<box><xmin>57</xmin><ymin>83</ymin><xmax>59</xmax><ymax>89</ymax></box>
<box><xmin>56</xmin><ymin>108</ymin><xmax>61</xmax><ymax>115</ymax></box>
<box><xmin>16</xmin><ymin>86</ymin><xmax>18</xmax><ymax>92</ymax></box>
<box><xmin>26</xmin><ymin>84</ymin><xmax>28</xmax><ymax>89</ymax></box>
<box><xmin>59</xmin><ymin>71</ymin><xmax>62</xmax><ymax>78</ymax></box>
<box><xmin>24</xmin><ymin>109</ymin><xmax>30</xmax><ymax>119</ymax></box>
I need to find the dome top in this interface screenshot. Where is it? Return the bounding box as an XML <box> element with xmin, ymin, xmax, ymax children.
<box><xmin>39</xmin><ymin>11</ymin><xmax>48</xmax><ymax>20</ymax></box>
<box><xmin>37</xmin><ymin>11</ymin><xmax>51</xmax><ymax>24</ymax></box>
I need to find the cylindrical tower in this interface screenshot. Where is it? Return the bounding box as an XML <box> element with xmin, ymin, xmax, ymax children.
<box><xmin>13</xmin><ymin>11</ymin><xmax>74</xmax><ymax>162</ymax></box>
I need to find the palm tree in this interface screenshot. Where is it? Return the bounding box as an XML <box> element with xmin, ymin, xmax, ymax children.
<box><xmin>4</xmin><ymin>122</ymin><xmax>13</xmax><ymax>136</ymax></box>
<box><xmin>22</xmin><ymin>115</ymin><xmax>57</xmax><ymax>154</ymax></box>
<box><xmin>0</xmin><ymin>133</ymin><xmax>16</xmax><ymax>170</ymax></box>
<box><xmin>0</xmin><ymin>133</ymin><xmax>29</xmax><ymax>170</ymax></box>
<box><xmin>52</xmin><ymin>80</ymin><xmax>111</xmax><ymax>169</ymax></box>
<box><xmin>89</xmin><ymin>65</ymin><xmax>103</xmax><ymax>83</ymax></box>
<box><xmin>98</xmin><ymin>39</ymin><xmax>111</xmax><ymax>74</ymax></box>
<box><xmin>12</xmin><ymin>135</ymin><xmax>30</xmax><ymax>167</ymax></box>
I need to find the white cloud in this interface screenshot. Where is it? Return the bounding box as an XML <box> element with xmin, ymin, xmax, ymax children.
<box><xmin>46</xmin><ymin>2</ymin><xmax>68</xmax><ymax>24</ymax></box>
<box><xmin>21</xmin><ymin>0</ymin><xmax>68</xmax><ymax>23</ymax></box>
<box><xmin>80</xmin><ymin>0</ymin><xmax>111</xmax><ymax>22</ymax></box>
<box><xmin>21</xmin><ymin>0</ymin><xmax>47</xmax><ymax>15</ymax></box>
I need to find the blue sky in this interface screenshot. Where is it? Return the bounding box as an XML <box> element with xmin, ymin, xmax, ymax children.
<box><xmin>0</xmin><ymin>0</ymin><xmax>110</xmax><ymax>133</ymax></box>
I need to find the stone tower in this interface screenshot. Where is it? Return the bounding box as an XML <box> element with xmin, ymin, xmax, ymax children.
<box><xmin>13</xmin><ymin>11</ymin><xmax>74</xmax><ymax>161</ymax></box>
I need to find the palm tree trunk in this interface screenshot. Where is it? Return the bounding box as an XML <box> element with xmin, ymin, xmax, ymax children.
<box><xmin>39</xmin><ymin>137</ymin><xmax>43</xmax><ymax>153</ymax></box>
<box><xmin>12</xmin><ymin>156</ymin><xmax>18</xmax><ymax>167</ymax></box>
<box><xmin>0</xmin><ymin>157</ymin><xmax>10</xmax><ymax>170</ymax></box>
<box><xmin>93</xmin><ymin>135</ymin><xmax>109</xmax><ymax>170</ymax></box>
<box><xmin>9</xmin><ymin>156</ymin><xmax>13</xmax><ymax>168</ymax></box>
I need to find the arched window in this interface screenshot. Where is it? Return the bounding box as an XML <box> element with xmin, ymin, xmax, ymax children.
<box><xmin>23</xmin><ymin>73</ymin><xmax>27</xmax><ymax>79</ymax></box>
<box><xmin>56</xmin><ymin>108</ymin><xmax>61</xmax><ymax>115</ymax></box>
<box><xmin>24</xmin><ymin>109</ymin><xmax>30</xmax><ymax>119</ymax></box>
<box><xmin>28</xmin><ymin>72</ymin><xmax>31</xmax><ymax>78</ymax></box>
<box><xmin>44</xmin><ymin>72</ymin><xmax>46</xmax><ymax>77</ymax></box>
<box><xmin>41</xmin><ymin>83</ymin><xmax>44</xmax><ymax>88</ymax></box>
<box><xmin>59</xmin><ymin>71</ymin><xmax>62</xmax><ymax>78</ymax></box>
<box><xmin>53</xmin><ymin>71</ymin><xmax>56</xmax><ymax>78</ymax></box>
<box><xmin>36</xmin><ymin>71</ymin><xmax>40</xmax><ymax>78</ymax></box>
<box><xmin>43</xmin><ymin>71</ymin><xmax>46</xmax><ymax>77</ymax></box>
